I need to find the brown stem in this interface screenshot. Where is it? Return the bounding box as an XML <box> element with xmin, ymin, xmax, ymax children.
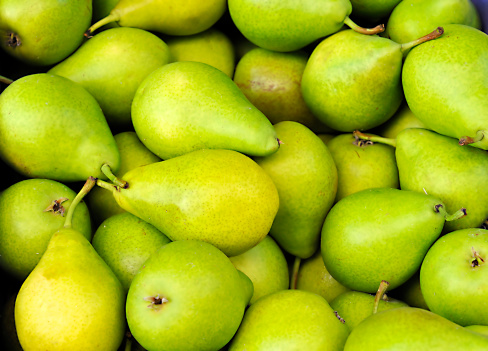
<box><xmin>373</xmin><ymin>280</ymin><xmax>390</xmax><ymax>314</ymax></box>
<box><xmin>459</xmin><ymin>130</ymin><xmax>485</xmax><ymax>146</ymax></box>
<box><xmin>400</xmin><ymin>27</ymin><xmax>444</xmax><ymax>55</ymax></box>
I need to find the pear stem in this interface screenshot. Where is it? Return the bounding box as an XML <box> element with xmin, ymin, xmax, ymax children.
<box><xmin>96</xmin><ymin>178</ymin><xmax>119</xmax><ymax>192</ymax></box>
<box><xmin>0</xmin><ymin>75</ymin><xmax>13</xmax><ymax>85</ymax></box>
<box><xmin>290</xmin><ymin>256</ymin><xmax>301</xmax><ymax>290</ymax></box>
<box><xmin>373</xmin><ymin>280</ymin><xmax>390</xmax><ymax>314</ymax></box>
<box><xmin>459</xmin><ymin>130</ymin><xmax>485</xmax><ymax>146</ymax></box>
<box><xmin>343</xmin><ymin>16</ymin><xmax>385</xmax><ymax>35</ymax></box>
<box><xmin>64</xmin><ymin>176</ymin><xmax>97</xmax><ymax>229</ymax></box>
<box><xmin>434</xmin><ymin>204</ymin><xmax>467</xmax><ymax>222</ymax></box>
<box><xmin>84</xmin><ymin>12</ymin><xmax>121</xmax><ymax>38</ymax></box>
<box><xmin>400</xmin><ymin>27</ymin><xmax>444</xmax><ymax>56</ymax></box>
<box><xmin>124</xmin><ymin>336</ymin><xmax>132</xmax><ymax>351</ymax></box>
<box><xmin>101</xmin><ymin>163</ymin><xmax>128</xmax><ymax>189</ymax></box>
<box><xmin>353</xmin><ymin>130</ymin><xmax>397</xmax><ymax>147</ymax></box>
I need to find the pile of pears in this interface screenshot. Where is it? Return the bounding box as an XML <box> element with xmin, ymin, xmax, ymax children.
<box><xmin>1</xmin><ymin>0</ymin><xmax>488</xmax><ymax>350</ymax></box>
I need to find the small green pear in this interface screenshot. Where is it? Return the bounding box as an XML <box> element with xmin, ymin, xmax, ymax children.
<box><xmin>126</xmin><ymin>240</ymin><xmax>252</xmax><ymax>351</ymax></box>
<box><xmin>228</xmin><ymin>289</ymin><xmax>350</xmax><ymax>350</ymax></box>
<box><xmin>131</xmin><ymin>61</ymin><xmax>280</xmax><ymax>160</ymax></box>
<box><xmin>92</xmin><ymin>212</ymin><xmax>171</xmax><ymax>293</ymax></box>
<box><xmin>254</xmin><ymin>121</ymin><xmax>338</xmax><ymax>259</ymax></box>
<box><xmin>49</xmin><ymin>27</ymin><xmax>172</xmax><ymax>129</ymax></box>
<box><xmin>96</xmin><ymin>149</ymin><xmax>279</xmax><ymax>257</ymax></box>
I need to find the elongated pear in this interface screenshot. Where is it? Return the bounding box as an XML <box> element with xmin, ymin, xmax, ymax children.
<box><xmin>96</xmin><ymin>149</ymin><xmax>279</xmax><ymax>257</ymax></box>
<box><xmin>131</xmin><ymin>61</ymin><xmax>280</xmax><ymax>160</ymax></box>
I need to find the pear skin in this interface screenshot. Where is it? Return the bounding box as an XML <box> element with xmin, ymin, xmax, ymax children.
<box><xmin>376</xmin><ymin>103</ymin><xmax>427</xmax><ymax>139</ymax></box>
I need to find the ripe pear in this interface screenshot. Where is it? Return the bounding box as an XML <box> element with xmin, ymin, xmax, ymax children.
<box><xmin>49</xmin><ymin>27</ymin><xmax>172</xmax><ymax>129</ymax></box>
<box><xmin>0</xmin><ymin>0</ymin><xmax>92</xmax><ymax>66</ymax></box>
<box><xmin>0</xmin><ymin>73</ymin><xmax>120</xmax><ymax>183</ymax></box>
<box><xmin>233</xmin><ymin>48</ymin><xmax>332</xmax><ymax>133</ymax></box>
<box><xmin>254</xmin><ymin>121</ymin><xmax>338</xmax><ymax>259</ymax></box>
<box><xmin>131</xmin><ymin>61</ymin><xmax>280</xmax><ymax>160</ymax></box>
<box><xmin>420</xmin><ymin>228</ymin><xmax>488</xmax><ymax>326</ymax></box>
<box><xmin>228</xmin><ymin>289</ymin><xmax>350</xmax><ymax>350</ymax></box>
<box><xmin>166</xmin><ymin>28</ymin><xmax>236</xmax><ymax>78</ymax></box>
<box><xmin>0</xmin><ymin>179</ymin><xmax>91</xmax><ymax>281</ymax></box>
<box><xmin>86</xmin><ymin>0</ymin><xmax>227</xmax><ymax>37</ymax></box>
<box><xmin>228</xmin><ymin>0</ymin><xmax>385</xmax><ymax>52</ymax></box>
<box><xmin>321</xmin><ymin>187</ymin><xmax>466</xmax><ymax>293</ymax></box>
<box><xmin>344</xmin><ymin>307</ymin><xmax>488</xmax><ymax>349</ymax></box>
<box><xmin>229</xmin><ymin>235</ymin><xmax>289</xmax><ymax>305</ymax></box>
<box><xmin>302</xmin><ymin>28</ymin><xmax>443</xmax><ymax>132</ymax></box>
<box><xmin>96</xmin><ymin>149</ymin><xmax>279</xmax><ymax>257</ymax></box>
<box><xmin>92</xmin><ymin>212</ymin><xmax>171</xmax><ymax>293</ymax></box>
<box><xmin>326</xmin><ymin>133</ymin><xmax>399</xmax><ymax>202</ymax></box>
<box><xmin>402</xmin><ymin>24</ymin><xmax>488</xmax><ymax>150</ymax></box>
<box><xmin>126</xmin><ymin>240</ymin><xmax>253</xmax><ymax>351</ymax></box>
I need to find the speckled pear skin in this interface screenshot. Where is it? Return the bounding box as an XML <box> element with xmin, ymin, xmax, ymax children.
<box><xmin>0</xmin><ymin>73</ymin><xmax>120</xmax><ymax>182</ymax></box>
<box><xmin>321</xmin><ymin>188</ymin><xmax>448</xmax><ymax>293</ymax></box>
<box><xmin>228</xmin><ymin>0</ymin><xmax>352</xmax><ymax>52</ymax></box>
<box><xmin>0</xmin><ymin>0</ymin><xmax>92</xmax><ymax>66</ymax></box>
<box><xmin>49</xmin><ymin>27</ymin><xmax>172</xmax><ymax>129</ymax></box>
<box><xmin>396</xmin><ymin>128</ymin><xmax>488</xmax><ymax>232</ymax></box>
<box><xmin>15</xmin><ymin>228</ymin><xmax>126</xmax><ymax>351</ymax></box>
<box><xmin>109</xmin><ymin>149</ymin><xmax>279</xmax><ymax>257</ymax></box>
<box><xmin>131</xmin><ymin>61</ymin><xmax>280</xmax><ymax>160</ymax></box>
<box><xmin>402</xmin><ymin>24</ymin><xmax>488</xmax><ymax>150</ymax></box>
<box><xmin>302</xmin><ymin>30</ymin><xmax>404</xmax><ymax>132</ymax></box>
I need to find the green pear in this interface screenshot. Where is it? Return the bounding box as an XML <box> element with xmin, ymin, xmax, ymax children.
<box><xmin>166</xmin><ymin>28</ymin><xmax>236</xmax><ymax>78</ymax></box>
<box><xmin>92</xmin><ymin>212</ymin><xmax>171</xmax><ymax>293</ymax></box>
<box><xmin>229</xmin><ymin>235</ymin><xmax>289</xmax><ymax>305</ymax></box>
<box><xmin>96</xmin><ymin>149</ymin><xmax>279</xmax><ymax>257</ymax></box>
<box><xmin>0</xmin><ymin>73</ymin><xmax>120</xmax><ymax>183</ymax></box>
<box><xmin>49</xmin><ymin>27</ymin><xmax>172</xmax><ymax>129</ymax></box>
<box><xmin>233</xmin><ymin>48</ymin><xmax>332</xmax><ymax>133</ymax></box>
<box><xmin>14</xmin><ymin>178</ymin><xmax>126</xmax><ymax>351</ymax></box>
<box><xmin>402</xmin><ymin>24</ymin><xmax>488</xmax><ymax>150</ymax></box>
<box><xmin>376</xmin><ymin>103</ymin><xmax>427</xmax><ymax>139</ymax></box>
<box><xmin>321</xmin><ymin>187</ymin><xmax>466</xmax><ymax>293</ymax></box>
<box><xmin>350</xmin><ymin>0</ymin><xmax>402</xmax><ymax>22</ymax></box>
<box><xmin>420</xmin><ymin>228</ymin><xmax>488</xmax><ymax>326</ymax></box>
<box><xmin>0</xmin><ymin>179</ymin><xmax>91</xmax><ymax>281</ymax></box>
<box><xmin>326</xmin><ymin>133</ymin><xmax>399</xmax><ymax>202</ymax></box>
<box><xmin>131</xmin><ymin>61</ymin><xmax>280</xmax><ymax>160</ymax></box>
<box><xmin>343</xmin><ymin>307</ymin><xmax>488</xmax><ymax>349</ymax></box>
<box><xmin>386</xmin><ymin>0</ymin><xmax>481</xmax><ymax>44</ymax></box>
<box><xmin>295</xmin><ymin>249</ymin><xmax>350</xmax><ymax>303</ymax></box>
<box><xmin>228</xmin><ymin>289</ymin><xmax>350</xmax><ymax>350</ymax></box>
<box><xmin>254</xmin><ymin>121</ymin><xmax>338</xmax><ymax>259</ymax></box>
<box><xmin>302</xmin><ymin>28</ymin><xmax>443</xmax><ymax>132</ymax></box>
<box><xmin>389</xmin><ymin>271</ymin><xmax>430</xmax><ymax>310</ymax></box>
<box><xmin>126</xmin><ymin>240</ymin><xmax>252</xmax><ymax>351</ymax></box>
<box><xmin>86</xmin><ymin>0</ymin><xmax>227</xmax><ymax>37</ymax></box>
<box><xmin>228</xmin><ymin>0</ymin><xmax>385</xmax><ymax>52</ymax></box>
<box><xmin>0</xmin><ymin>0</ymin><xmax>92</xmax><ymax>66</ymax></box>
<box><xmin>87</xmin><ymin>132</ymin><xmax>161</xmax><ymax>226</ymax></box>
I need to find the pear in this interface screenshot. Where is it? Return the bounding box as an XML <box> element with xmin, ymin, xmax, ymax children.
<box><xmin>48</xmin><ymin>27</ymin><xmax>172</xmax><ymax>129</ymax></box>
<box><xmin>350</xmin><ymin>0</ymin><xmax>402</xmax><ymax>22</ymax></box>
<box><xmin>386</xmin><ymin>0</ymin><xmax>481</xmax><ymax>44</ymax></box>
<box><xmin>402</xmin><ymin>24</ymin><xmax>488</xmax><ymax>150</ymax></box>
<box><xmin>376</xmin><ymin>103</ymin><xmax>427</xmax><ymax>139</ymax></box>
<box><xmin>0</xmin><ymin>0</ymin><xmax>92</xmax><ymax>66</ymax></box>
<box><xmin>343</xmin><ymin>307</ymin><xmax>488</xmax><ymax>349</ymax></box>
<box><xmin>0</xmin><ymin>179</ymin><xmax>91</xmax><ymax>281</ymax></box>
<box><xmin>96</xmin><ymin>149</ymin><xmax>279</xmax><ymax>257</ymax></box>
<box><xmin>14</xmin><ymin>178</ymin><xmax>126</xmax><ymax>351</ymax></box>
<box><xmin>233</xmin><ymin>48</ymin><xmax>332</xmax><ymax>133</ymax></box>
<box><xmin>166</xmin><ymin>28</ymin><xmax>236</xmax><ymax>78</ymax></box>
<box><xmin>228</xmin><ymin>0</ymin><xmax>385</xmax><ymax>52</ymax></box>
<box><xmin>254</xmin><ymin>121</ymin><xmax>338</xmax><ymax>259</ymax></box>
<box><xmin>126</xmin><ymin>240</ymin><xmax>252</xmax><ymax>351</ymax></box>
<box><xmin>420</xmin><ymin>228</ymin><xmax>488</xmax><ymax>326</ymax></box>
<box><xmin>228</xmin><ymin>289</ymin><xmax>350</xmax><ymax>350</ymax></box>
<box><xmin>321</xmin><ymin>187</ymin><xmax>466</xmax><ymax>293</ymax></box>
<box><xmin>229</xmin><ymin>235</ymin><xmax>289</xmax><ymax>305</ymax></box>
<box><xmin>92</xmin><ymin>212</ymin><xmax>171</xmax><ymax>293</ymax></box>
<box><xmin>301</xmin><ymin>27</ymin><xmax>443</xmax><ymax>132</ymax></box>
<box><xmin>87</xmin><ymin>132</ymin><xmax>161</xmax><ymax>226</ymax></box>
<box><xmin>131</xmin><ymin>61</ymin><xmax>280</xmax><ymax>160</ymax></box>
<box><xmin>326</xmin><ymin>133</ymin><xmax>399</xmax><ymax>202</ymax></box>
<box><xmin>86</xmin><ymin>0</ymin><xmax>227</xmax><ymax>37</ymax></box>
<box><xmin>0</xmin><ymin>73</ymin><xmax>121</xmax><ymax>183</ymax></box>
